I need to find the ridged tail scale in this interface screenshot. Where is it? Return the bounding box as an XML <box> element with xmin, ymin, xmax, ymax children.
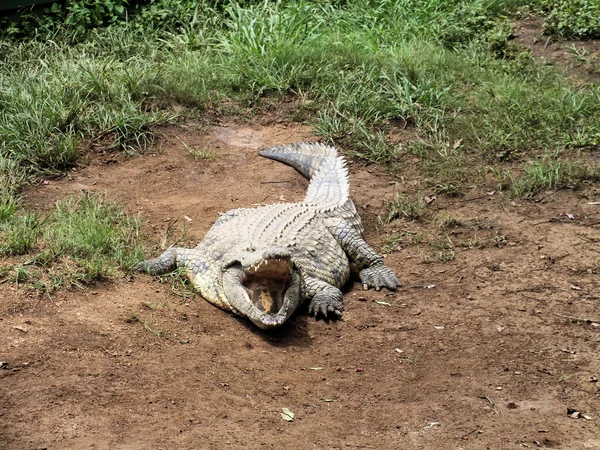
<box><xmin>259</xmin><ymin>142</ymin><xmax>350</xmax><ymax>210</ymax></box>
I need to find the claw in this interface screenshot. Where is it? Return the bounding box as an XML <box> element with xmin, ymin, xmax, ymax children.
<box><xmin>360</xmin><ymin>264</ymin><xmax>401</xmax><ymax>291</ymax></box>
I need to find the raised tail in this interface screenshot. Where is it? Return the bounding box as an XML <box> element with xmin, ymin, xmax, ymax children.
<box><xmin>259</xmin><ymin>142</ymin><xmax>338</xmax><ymax>180</ymax></box>
<box><xmin>259</xmin><ymin>142</ymin><xmax>350</xmax><ymax>208</ymax></box>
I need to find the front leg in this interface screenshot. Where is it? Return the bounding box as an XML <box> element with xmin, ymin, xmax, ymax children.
<box><xmin>327</xmin><ymin>220</ymin><xmax>401</xmax><ymax>291</ymax></box>
<box><xmin>304</xmin><ymin>276</ymin><xmax>344</xmax><ymax>319</ymax></box>
<box><xmin>135</xmin><ymin>247</ymin><xmax>193</xmax><ymax>275</ymax></box>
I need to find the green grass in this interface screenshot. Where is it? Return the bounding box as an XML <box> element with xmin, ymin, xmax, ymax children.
<box><xmin>494</xmin><ymin>158</ymin><xmax>600</xmax><ymax>197</ymax></box>
<box><xmin>1</xmin><ymin>0</ymin><xmax>600</xmax><ymax>290</ymax></box>
<box><xmin>1</xmin><ymin>193</ymin><xmax>144</xmax><ymax>293</ymax></box>
<box><xmin>378</xmin><ymin>192</ymin><xmax>429</xmax><ymax>225</ymax></box>
<box><xmin>541</xmin><ymin>0</ymin><xmax>600</xmax><ymax>38</ymax></box>
<box><xmin>3</xmin><ymin>1</ymin><xmax>600</xmax><ymax>174</ymax></box>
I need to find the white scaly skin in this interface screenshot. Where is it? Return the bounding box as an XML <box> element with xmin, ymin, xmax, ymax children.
<box><xmin>136</xmin><ymin>143</ymin><xmax>400</xmax><ymax>329</ymax></box>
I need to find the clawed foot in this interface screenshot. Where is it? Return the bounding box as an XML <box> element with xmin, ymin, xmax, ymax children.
<box><xmin>308</xmin><ymin>289</ymin><xmax>344</xmax><ymax>319</ymax></box>
<box><xmin>360</xmin><ymin>263</ymin><xmax>401</xmax><ymax>291</ymax></box>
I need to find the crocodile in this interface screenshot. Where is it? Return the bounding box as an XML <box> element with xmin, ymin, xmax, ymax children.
<box><xmin>135</xmin><ymin>142</ymin><xmax>400</xmax><ymax>329</ymax></box>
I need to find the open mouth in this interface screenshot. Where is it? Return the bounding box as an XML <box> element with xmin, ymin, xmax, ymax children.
<box><xmin>240</xmin><ymin>257</ymin><xmax>292</xmax><ymax>314</ymax></box>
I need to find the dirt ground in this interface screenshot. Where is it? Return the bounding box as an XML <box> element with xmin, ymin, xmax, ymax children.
<box><xmin>3</xmin><ymin>20</ymin><xmax>600</xmax><ymax>446</ymax></box>
<box><xmin>0</xmin><ymin>111</ymin><xmax>598</xmax><ymax>449</ymax></box>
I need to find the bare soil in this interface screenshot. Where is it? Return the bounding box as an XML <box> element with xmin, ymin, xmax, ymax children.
<box><xmin>1</xmin><ymin>115</ymin><xmax>600</xmax><ymax>449</ymax></box>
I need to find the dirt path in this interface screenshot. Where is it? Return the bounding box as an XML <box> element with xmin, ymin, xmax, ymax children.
<box><xmin>1</xmin><ymin>121</ymin><xmax>599</xmax><ymax>449</ymax></box>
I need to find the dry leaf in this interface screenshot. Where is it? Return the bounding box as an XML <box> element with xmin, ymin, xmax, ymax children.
<box><xmin>281</xmin><ymin>408</ymin><xmax>295</xmax><ymax>422</ymax></box>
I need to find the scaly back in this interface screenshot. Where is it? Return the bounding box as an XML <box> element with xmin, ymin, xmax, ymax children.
<box><xmin>259</xmin><ymin>142</ymin><xmax>350</xmax><ymax>210</ymax></box>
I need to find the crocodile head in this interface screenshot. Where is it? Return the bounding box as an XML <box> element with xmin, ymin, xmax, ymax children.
<box><xmin>222</xmin><ymin>246</ymin><xmax>301</xmax><ymax>330</ymax></box>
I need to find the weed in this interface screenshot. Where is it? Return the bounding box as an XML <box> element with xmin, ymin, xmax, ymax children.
<box><xmin>494</xmin><ymin>158</ymin><xmax>600</xmax><ymax>197</ymax></box>
<box><xmin>438</xmin><ymin>214</ymin><xmax>464</xmax><ymax>230</ymax></box>
<box><xmin>143</xmin><ymin>322</ymin><xmax>164</xmax><ymax>338</ymax></box>
<box><xmin>379</xmin><ymin>193</ymin><xmax>427</xmax><ymax>225</ymax></box>
<box><xmin>400</xmin><ymin>354</ymin><xmax>421</xmax><ymax>381</ymax></box>
<box><xmin>541</xmin><ymin>0</ymin><xmax>600</xmax><ymax>38</ymax></box>
<box><xmin>432</xmin><ymin>249</ymin><xmax>457</xmax><ymax>263</ymax></box>
<box><xmin>0</xmin><ymin>213</ymin><xmax>42</xmax><ymax>256</ymax></box>
<box><xmin>381</xmin><ymin>231</ymin><xmax>426</xmax><ymax>253</ymax></box>
<box><xmin>176</xmin><ymin>136</ymin><xmax>216</xmax><ymax>160</ymax></box>
<box><xmin>1</xmin><ymin>193</ymin><xmax>144</xmax><ymax>292</ymax></box>
<box><xmin>157</xmin><ymin>266</ymin><xmax>196</xmax><ymax>299</ymax></box>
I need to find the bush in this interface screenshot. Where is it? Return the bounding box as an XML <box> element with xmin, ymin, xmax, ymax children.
<box><xmin>542</xmin><ymin>0</ymin><xmax>600</xmax><ymax>38</ymax></box>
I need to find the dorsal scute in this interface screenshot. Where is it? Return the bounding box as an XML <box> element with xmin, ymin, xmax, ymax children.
<box><xmin>304</xmin><ymin>155</ymin><xmax>350</xmax><ymax>208</ymax></box>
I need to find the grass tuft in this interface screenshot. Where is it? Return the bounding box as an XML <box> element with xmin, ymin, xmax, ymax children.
<box><xmin>1</xmin><ymin>193</ymin><xmax>144</xmax><ymax>293</ymax></box>
<box><xmin>494</xmin><ymin>158</ymin><xmax>600</xmax><ymax>197</ymax></box>
<box><xmin>379</xmin><ymin>193</ymin><xmax>428</xmax><ymax>225</ymax></box>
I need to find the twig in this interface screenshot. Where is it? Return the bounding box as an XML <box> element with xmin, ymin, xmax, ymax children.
<box><xmin>174</xmin><ymin>135</ymin><xmax>191</xmax><ymax>151</ymax></box>
<box><xmin>161</xmin><ymin>219</ymin><xmax>177</xmax><ymax>250</ymax></box>
<box><xmin>554</xmin><ymin>313</ymin><xmax>600</xmax><ymax>323</ymax></box>
<box><xmin>520</xmin><ymin>293</ymin><xmax>545</xmax><ymax>302</ymax></box>
<box><xmin>259</xmin><ymin>179</ymin><xmax>296</xmax><ymax>184</ymax></box>
<box><xmin>102</xmin><ymin>347</ymin><xmax>119</xmax><ymax>357</ymax></box>
<box><xmin>460</xmin><ymin>426</ymin><xmax>482</xmax><ymax>440</ymax></box>
<box><xmin>483</xmin><ymin>396</ymin><xmax>499</xmax><ymax>415</ymax></box>
<box><xmin>457</xmin><ymin>194</ymin><xmax>491</xmax><ymax>204</ymax></box>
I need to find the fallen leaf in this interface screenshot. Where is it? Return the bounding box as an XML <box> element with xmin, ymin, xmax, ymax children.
<box><xmin>375</xmin><ymin>301</ymin><xmax>391</xmax><ymax>306</ymax></box>
<box><xmin>566</xmin><ymin>213</ymin><xmax>575</xmax><ymax>220</ymax></box>
<box><xmin>310</xmin><ymin>367</ymin><xmax>323</xmax><ymax>370</ymax></box>
<box><xmin>588</xmin><ymin>202</ymin><xmax>600</xmax><ymax>205</ymax></box>
<box><xmin>323</xmin><ymin>399</ymin><xmax>336</xmax><ymax>402</ymax></box>
<box><xmin>184</xmin><ymin>215</ymin><xmax>193</xmax><ymax>222</ymax></box>
<box><xmin>425</xmin><ymin>284</ymin><xmax>437</xmax><ymax>289</ymax></box>
<box><xmin>395</xmin><ymin>348</ymin><xmax>404</xmax><ymax>354</ymax></box>
<box><xmin>280</xmin><ymin>408</ymin><xmax>295</xmax><ymax>422</ymax></box>
<box><xmin>434</xmin><ymin>325</ymin><xmax>445</xmax><ymax>330</ymax></box>
<box><xmin>570</xmin><ymin>285</ymin><xmax>582</xmax><ymax>291</ymax></box>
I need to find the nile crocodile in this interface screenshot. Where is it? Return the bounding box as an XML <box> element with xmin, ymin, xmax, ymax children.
<box><xmin>135</xmin><ymin>142</ymin><xmax>400</xmax><ymax>329</ymax></box>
